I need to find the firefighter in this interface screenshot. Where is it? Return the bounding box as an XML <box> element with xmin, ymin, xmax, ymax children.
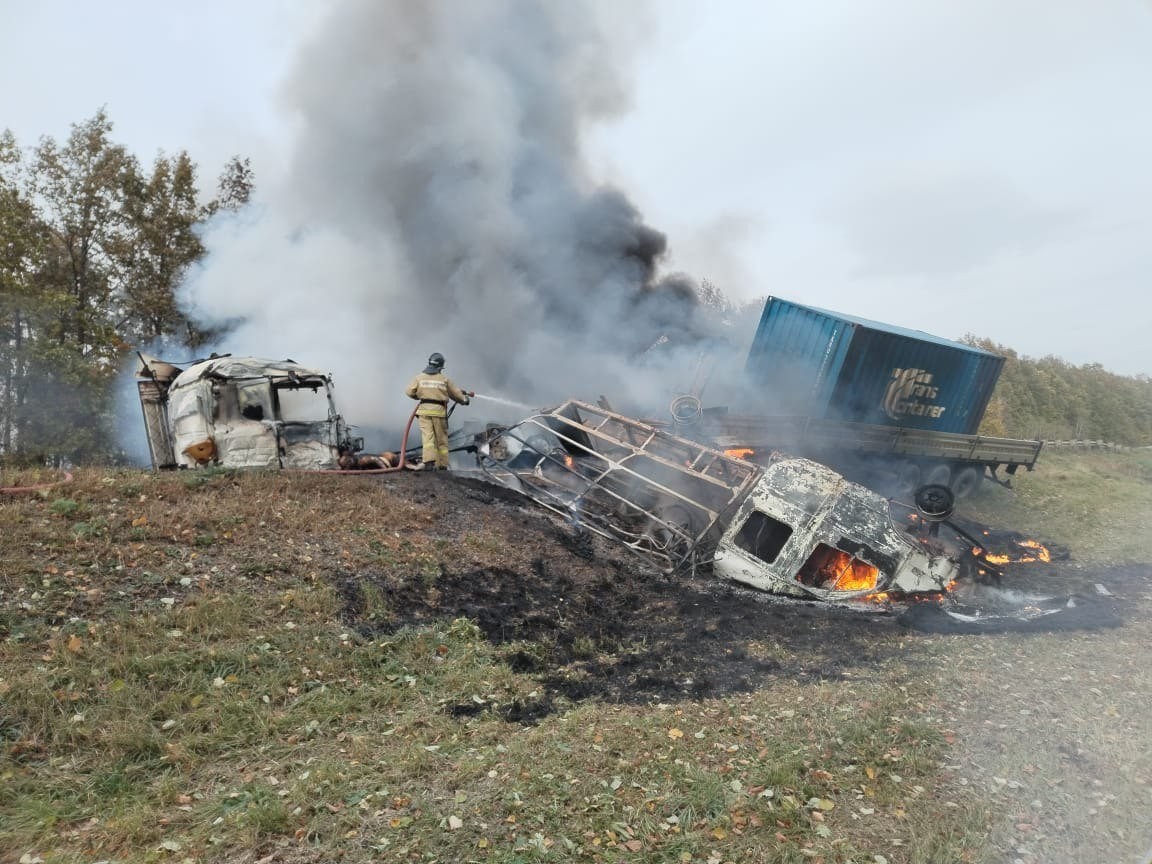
<box><xmin>405</xmin><ymin>352</ymin><xmax>471</xmax><ymax>470</ymax></box>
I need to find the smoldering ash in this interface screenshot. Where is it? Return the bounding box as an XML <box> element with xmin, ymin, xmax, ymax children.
<box><xmin>183</xmin><ymin>0</ymin><xmax>715</xmax><ymax>428</ymax></box>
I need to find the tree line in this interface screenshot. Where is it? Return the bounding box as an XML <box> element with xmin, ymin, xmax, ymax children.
<box><xmin>965</xmin><ymin>337</ymin><xmax>1152</xmax><ymax>446</ymax></box>
<box><xmin>0</xmin><ymin>111</ymin><xmax>252</xmax><ymax>463</ymax></box>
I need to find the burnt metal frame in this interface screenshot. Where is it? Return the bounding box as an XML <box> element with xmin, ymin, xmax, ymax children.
<box><xmin>478</xmin><ymin>400</ymin><xmax>762</xmax><ymax>572</ymax></box>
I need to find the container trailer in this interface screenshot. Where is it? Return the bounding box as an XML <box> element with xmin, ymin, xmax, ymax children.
<box><xmin>679</xmin><ymin>297</ymin><xmax>1042</xmax><ymax>498</ymax></box>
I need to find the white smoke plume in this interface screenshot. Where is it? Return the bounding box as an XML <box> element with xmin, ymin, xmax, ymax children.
<box><xmin>184</xmin><ymin>0</ymin><xmax>723</xmax><ymax>436</ymax></box>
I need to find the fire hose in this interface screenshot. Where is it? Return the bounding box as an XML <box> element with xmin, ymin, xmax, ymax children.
<box><xmin>316</xmin><ymin>390</ymin><xmax>476</xmax><ymax>474</ymax></box>
<box><xmin>1</xmin><ymin>469</ymin><xmax>74</xmax><ymax>494</ymax></box>
<box><xmin>300</xmin><ymin>407</ymin><xmax>420</xmax><ymax>475</ymax></box>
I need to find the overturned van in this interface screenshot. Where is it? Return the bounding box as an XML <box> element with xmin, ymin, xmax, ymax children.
<box><xmin>136</xmin><ymin>354</ymin><xmax>360</xmax><ymax>470</ymax></box>
<box><xmin>711</xmin><ymin>458</ymin><xmax>958</xmax><ymax>600</ymax></box>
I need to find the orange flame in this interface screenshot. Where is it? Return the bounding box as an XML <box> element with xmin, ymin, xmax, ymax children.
<box><xmin>977</xmin><ymin>538</ymin><xmax>1051</xmax><ymax>566</ymax></box>
<box><xmin>1017</xmin><ymin>539</ymin><xmax>1051</xmax><ymax>562</ymax></box>
<box><xmin>724</xmin><ymin>448</ymin><xmax>755</xmax><ymax>460</ymax></box>
<box><xmin>801</xmin><ymin>547</ymin><xmax>879</xmax><ymax>591</ymax></box>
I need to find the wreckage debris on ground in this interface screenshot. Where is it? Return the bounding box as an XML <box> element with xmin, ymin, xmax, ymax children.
<box><xmin>339</xmin><ymin>472</ymin><xmax>1133</xmax><ymax>722</ymax></box>
<box><xmin>474</xmin><ymin>400</ymin><xmax>981</xmax><ymax>602</ymax></box>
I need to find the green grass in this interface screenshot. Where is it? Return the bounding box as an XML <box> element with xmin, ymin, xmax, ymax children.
<box><xmin>2</xmin><ymin>461</ymin><xmax>1149</xmax><ymax>863</ymax></box>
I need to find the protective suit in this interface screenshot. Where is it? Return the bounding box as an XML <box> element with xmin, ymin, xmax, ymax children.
<box><xmin>405</xmin><ymin>353</ymin><xmax>470</xmax><ymax>469</ymax></box>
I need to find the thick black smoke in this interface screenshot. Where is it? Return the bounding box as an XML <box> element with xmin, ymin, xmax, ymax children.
<box><xmin>184</xmin><ymin>0</ymin><xmax>719</xmax><ymax>430</ymax></box>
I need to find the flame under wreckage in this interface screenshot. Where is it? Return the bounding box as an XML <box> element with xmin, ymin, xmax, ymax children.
<box><xmin>136</xmin><ymin>358</ymin><xmax>998</xmax><ymax>603</ymax></box>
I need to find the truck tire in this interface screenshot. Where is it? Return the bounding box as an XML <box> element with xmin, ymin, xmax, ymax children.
<box><xmin>924</xmin><ymin>463</ymin><xmax>952</xmax><ymax>488</ymax></box>
<box><xmin>950</xmin><ymin>466</ymin><xmax>982</xmax><ymax>499</ymax></box>
<box><xmin>914</xmin><ymin>483</ymin><xmax>955</xmax><ymax>521</ymax></box>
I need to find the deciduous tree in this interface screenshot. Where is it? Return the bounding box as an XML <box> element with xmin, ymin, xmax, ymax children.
<box><xmin>117</xmin><ymin>151</ymin><xmax>205</xmax><ymax>342</ymax></box>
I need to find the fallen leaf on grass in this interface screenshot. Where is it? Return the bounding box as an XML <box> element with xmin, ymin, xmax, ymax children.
<box><xmin>448</xmin><ymin>815</ymin><xmax>463</xmax><ymax>830</ymax></box>
<box><xmin>667</xmin><ymin>728</ymin><xmax>684</xmax><ymax>740</ymax></box>
<box><xmin>623</xmin><ymin>839</ymin><xmax>643</xmax><ymax>852</ymax></box>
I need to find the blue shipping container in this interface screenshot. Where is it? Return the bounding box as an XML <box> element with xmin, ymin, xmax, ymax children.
<box><xmin>744</xmin><ymin>297</ymin><xmax>1005</xmax><ymax>435</ymax></box>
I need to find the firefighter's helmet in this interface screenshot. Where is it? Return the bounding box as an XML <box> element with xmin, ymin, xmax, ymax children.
<box><xmin>426</xmin><ymin>352</ymin><xmax>445</xmax><ymax>372</ymax></box>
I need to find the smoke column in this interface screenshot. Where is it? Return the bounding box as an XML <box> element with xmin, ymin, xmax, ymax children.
<box><xmin>184</xmin><ymin>0</ymin><xmax>720</xmax><ymax>432</ymax></box>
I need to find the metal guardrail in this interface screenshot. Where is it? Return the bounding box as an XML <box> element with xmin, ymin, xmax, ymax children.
<box><xmin>1043</xmin><ymin>439</ymin><xmax>1138</xmax><ymax>451</ymax></box>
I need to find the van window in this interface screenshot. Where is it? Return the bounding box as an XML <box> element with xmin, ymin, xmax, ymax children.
<box><xmin>237</xmin><ymin>381</ymin><xmax>272</xmax><ymax>421</ymax></box>
<box><xmin>276</xmin><ymin>384</ymin><xmax>330</xmax><ymax>422</ymax></box>
<box><xmin>733</xmin><ymin>510</ymin><xmax>793</xmax><ymax>564</ymax></box>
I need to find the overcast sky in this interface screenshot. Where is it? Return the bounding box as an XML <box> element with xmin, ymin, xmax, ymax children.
<box><xmin>2</xmin><ymin>0</ymin><xmax>1150</xmax><ymax>376</ymax></box>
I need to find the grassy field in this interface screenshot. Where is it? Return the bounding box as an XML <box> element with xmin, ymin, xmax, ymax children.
<box><xmin>1</xmin><ymin>453</ymin><xmax>1150</xmax><ymax>864</ymax></box>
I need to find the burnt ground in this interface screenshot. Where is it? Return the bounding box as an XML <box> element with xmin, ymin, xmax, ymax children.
<box><xmin>333</xmin><ymin>472</ymin><xmax>1140</xmax><ymax>722</ymax></box>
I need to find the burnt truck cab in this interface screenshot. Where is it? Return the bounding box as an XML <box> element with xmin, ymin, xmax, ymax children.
<box><xmin>713</xmin><ymin>458</ymin><xmax>958</xmax><ymax>600</ymax></box>
<box><xmin>136</xmin><ymin>355</ymin><xmax>360</xmax><ymax>470</ymax></box>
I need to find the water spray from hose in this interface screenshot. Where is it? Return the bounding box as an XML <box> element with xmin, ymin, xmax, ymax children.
<box><xmin>471</xmin><ymin>393</ymin><xmax>535</xmax><ymax>412</ymax></box>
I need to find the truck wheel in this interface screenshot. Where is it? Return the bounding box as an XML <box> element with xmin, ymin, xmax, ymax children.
<box><xmin>924</xmin><ymin>464</ymin><xmax>951</xmax><ymax>488</ymax></box>
<box><xmin>914</xmin><ymin>483</ymin><xmax>955</xmax><ymax>521</ymax></box>
<box><xmin>950</xmin><ymin>466</ymin><xmax>981</xmax><ymax>499</ymax></box>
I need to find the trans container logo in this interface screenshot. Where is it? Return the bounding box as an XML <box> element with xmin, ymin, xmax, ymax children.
<box><xmin>883</xmin><ymin>368</ymin><xmax>947</xmax><ymax>420</ymax></box>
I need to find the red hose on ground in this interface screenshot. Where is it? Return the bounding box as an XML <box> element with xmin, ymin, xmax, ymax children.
<box><xmin>300</xmin><ymin>406</ymin><xmax>422</xmax><ymax>475</ymax></box>
<box><xmin>0</xmin><ymin>469</ymin><xmax>74</xmax><ymax>494</ymax></box>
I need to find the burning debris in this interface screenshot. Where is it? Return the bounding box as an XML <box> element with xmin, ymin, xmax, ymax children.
<box><xmin>477</xmin><ymin>399</ymin><xmax>762</xmax><ymax>573</ymax></box>
<box><xmin>976</xmin><ymin>537</ymin><xmax>1053</xmax><ymax>566</ymax></box>
<box><xmin>475</xmin><ymin>400</ymin><xmax>969</xmax><ymax>602</ymax></box>
<box><xmin>468</xmin><ymin>399</ymin><xmax>1117</xmax><ymax>632</ymax></box>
